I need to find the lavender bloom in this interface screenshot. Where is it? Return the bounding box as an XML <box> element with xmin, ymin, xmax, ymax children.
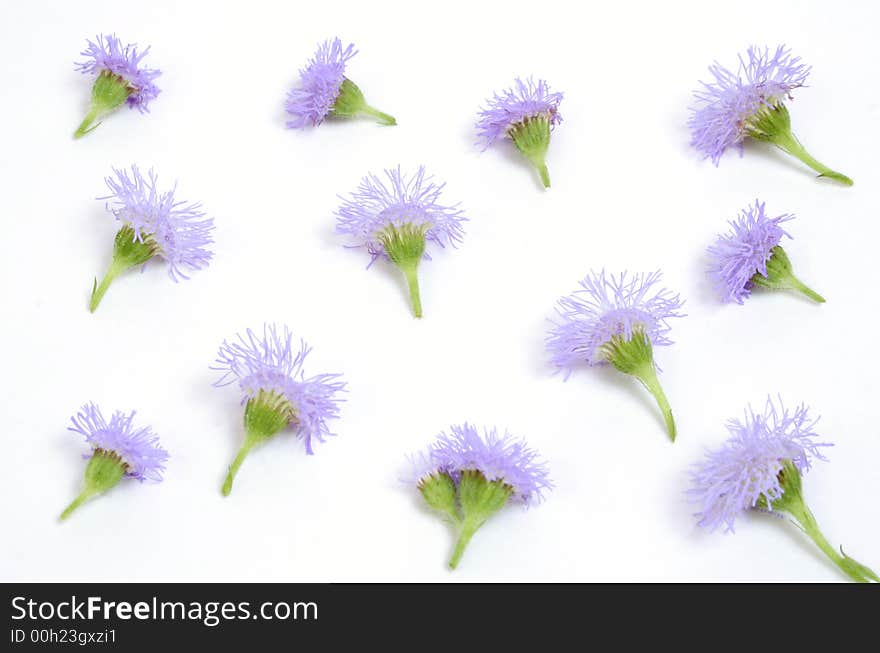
<box><xmin>286</xmin><ymin>38</ymin><xmax>395</xmax><ymax>129</ymax></box>
<box><xmin>74</xmin><ymin>34</ymin><xmax>161</xmax><ymax>137</ymax></box>
<box><xmin>88</xmin><ymin>165</ymin><xmax>215</xmax><ymax>312</ymax></box>
<box><xmin>546</xmin><ymin>271</ymin><xmax>685</xmax><ymax>440</ymax></box>
<box><xmin>689</xmin><ymin>398</ymin><xmax>877</xmax><ymax>582</ymax></box>
<box><xmin>336</xmin><ymin>166</ymin><xmax>466</xmax><ymax>317</ymax></box>
<box><xmin>212</xmin><ymin>324</ymin><xmax>346</xmax><ymax>496</ymax></box>
<box><xmin>707</xmin><ymin>200</ymin><xmax>824</xmax><ymax>304</ymax></box>
<box><xmin>410</xmin><ymin>424</ymin><xmax>551</xmax><ymax>569</ymax></box>
<box><xmin>688</xmin><ymin>45</ymin><xmax>851</xmax><ymax>185</ymax></box>
<box><xmin>412</xmin><ymin>423</ymin><xmax>552</xmax><ymax>505</ymax></box>
<box><xmin>689</xmin><ymin>398</ymin><xmax>828</xmax><ymax>533</ymax></box>
<box><xmin>61</xmin><ymin>403</ymin><xmax>168</xmax><ymax>520</ymax></box>
<box><xmin>476</xmin><ymin>78</ymin><xmax>563</xmax><ymax>188</ymax></box>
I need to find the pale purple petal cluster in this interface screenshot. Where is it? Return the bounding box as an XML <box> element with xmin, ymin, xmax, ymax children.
<box><xmin>689</xmin><ymin>397</ymin><xmax>831</xmax><ymax>533</ymax></box>
<box><xmin>101</xmin><ymin>165</ymin><xmax>215</xmax><ymax>281</ymax></box>
<box><xmin>410</xmin><ymin>423</ymin><xmax>552</xmax><ymax>505</ymax></box>
<box><xmin>707</xmin><ymin>200</ymin><xmax>793</xmax><ymax>304</ymax></box>
<box><xmin>75</xmin><ymin>34</ymin><xmax>161</xmax><ymax>111</ymax></box>
<box><xmin>212</xmin><ymin>324</ymin><xmax>346</xmax><ymax>455</ymax></box>
<box><xmin>69</xmin><ymin>403</ymin><xmax>168</xmax><ymax>482</ymax></box>
<box><xmin>688</xmin><ymin>45</ymin><xmax>809</xmax><ymax>164</ymax></box>
<box><xmin>546</xmin><ymin>271</ymin><xmax>685</xmax><ymax>375</ymax></box>
<box><xmin>335</xmin><ymin>166</ymin><xmax>467</xmax><ymax>262</ymax></box>
<box><xmin>285</xmin><ymin>38</ymin><xmax>357</xmax><ymax>129</ymax></box>
<box><xmin>476</xmin><ymin>78</ymin><xmax>563</xmax><ymax>149</ymax></box>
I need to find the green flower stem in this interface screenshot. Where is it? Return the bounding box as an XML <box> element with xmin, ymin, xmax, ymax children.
<box><xmin>359</xmin><ymin>105</ymin><xmax>397</xmax><ymax>126</ymax></box>
<box><xmin>600</xmin><ymin>326</ymin><xmax>677</xmax><ymax>441</ymax></box>
<box><xmin>89</xmin><ymin>258</ymin><xmax>128</xmax><ymax>313</ymax></box>
<box><xmin>771</xmin><ymin>462</ymin><xmax>878</xmax><ymax>583</ymax></box>
<box><xmin>222</xmin><ymin>390</ymin><xmax>293</xmax><ymax>496</ymax></box>
<box><xmin>633</xmin><ymin>364</ymin><xmax>676</xmax><ymax>442</ymax></box>
<box><xmin>449</xmin><ymin>517</ymin><xmax>479</xmax><ymax>570</ymax></box>
<box><xmin>379</xmin><ymin>222</ymin><xmax>428</xmax><ymax>318</ymax></box>
<box><xmin>59</xmin><ymin>450</ymin><xmax>128</xmax><ymax>521</ymax></box>
<box><xmin>747</xmin><ymin>103</ymin><xmax>852</xmax><ymax>186</ymax></box>
<box><xmin>74</xmin><ymin>70</ymin><xmax>132</xmax><ymax>139</ymax></box>
<box><xmin>400</xmin><ymin>260</ymin><xmax>423</xmax><ymax>319</ymax></box>
<box><xmin>60</xmin><ymin>488</ymin><xmax>98</xmax><ymax>521</ymax></box>
<box><xmin>771</xmin><ymin>131</ymin><xmax>853</xmax><ymax>186</ymax></box>
<box><xmin>222</xmin><ymin>437</ymin><xmax>257</xmax><ymax>497</ymax></box>
<box><xmin>89</xmin><ymin>225</ymin><xmax>157</xmax><ymax>313</ymax></box>
<box><xmin>751</xmin><ymin>246</ymin><xmax>825</xmax><ymax>304</ymax></box>
<box><xmin>510</xmin><ymin>115</ymin><xmax>552</xmax><ymax>188</ymax></box>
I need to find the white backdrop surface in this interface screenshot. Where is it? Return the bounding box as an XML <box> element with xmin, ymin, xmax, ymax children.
<box><xmin>1</xmin><ymin>0</ymin><xmax>878</xmax><ymax>582</ymax></box>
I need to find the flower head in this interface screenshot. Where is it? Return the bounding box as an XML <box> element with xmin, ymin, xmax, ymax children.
<box><xmin>75</xmin><ymin>34</ymin><xmax>161</xmax><ymax>111</ymax></box>
<box><xmin>688</xmin><ymin>45</ymin><xmax>808</xmax><ymax>164</ymax></box>
<box><xmin>285</xmin><ymin>38</ymin><xmax>356</xmax><ymax>128</ymax></box>
<box><xmin>68</xmin><ymin>402</ymin><xmax>168</xmax><ymax>482</ymax></box>
<box><xmin>547</xmin><ymin>270</ymin><xmax>684</xmax><ymax>374</ymax></box>
<box><xmin>411</xmin><ymin>423</ymin><xmax>552</xmax><ymax>505</ymax></box>
<box><xmin>707</xmin><ymin>200</ymin><xmax>793</xmax><ymax>303</ymax></box>
<box><xmin>336</xmin><ymin>167</ymin><xmax>466</xmax><ymax>317</ymax></box>
<box><xmin>336</xmin><ymin>166</ymin><xmax>466</xmax><ymax>262</ymax></box>
<box><xmin>213</xmin><ymin>324</ymin><xmax>346</xmax><ymax>455</ymax></box>
<box><xmin>100</xmin><ymin>165</ymin><xmax>215</xmax><ymax>282</ymax></box>
<box><xmin>286</xmin><ymin>38</ymin><xmax>395</xmax><ymax>128</ymax></box>
<box><xmin>476</xmin><ymin>78</ymin><xmax>563</xmax><ymax>188</ymax></box>
<box><xmin>689</xmin><ymin>397</ymin><xmax>830</xmax><ymax>533</ymax></box>
<box><xmin>476</xmin><ymin>78</ymin><xmax>563</xmax><ymax>150</ymax></box>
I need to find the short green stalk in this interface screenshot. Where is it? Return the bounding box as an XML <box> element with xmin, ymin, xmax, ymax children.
<box><xmin>222</xmin><ymin>390</ymin><xmax>293</xmax><ymax>496</ymax></box>
<box><xmin>379</xmin><ymin>223</ymin><xmax>428</xmax><ymax>318</ymax></box>
<box><xmin>60</xmin><ymin>449</ymin><xmax>128</xmax><ymax>521</ymax></box>
<box><xmin>599</xmin><ymin>326</ymin><xmax>677</xmax><ymax>441</ymax></box>
<box><xmin>746</xmin><ymin>102</ymin><xmax>852</xmax><ymax>186</ymax></box>
<box><xmin>750</xmin><ymin>246</ymin><xmax>825</xmax><ymax>303</ymax></box>
<box><xmin>330</xmin><ymin>78</ymin><xmax>396</xmax><ymax>126</ymax></box>
<box><xmin>509</xmin><ymin>115</ymin><xmax>552</xmax><ymax>188</ymax></box>
<box><xmin>75</xmin><ymin>70</ymin><xmax>134</xmax><ymax>138</ymax></box>
<box><xmin>769</xmin><ymin>462</ymin><xmax>878</xmax><ymax>583</ymax></box>
<box><xmin>89</xmin><ymin>225</ymin><xmax>157</xmax><ymax>312</ymax></box>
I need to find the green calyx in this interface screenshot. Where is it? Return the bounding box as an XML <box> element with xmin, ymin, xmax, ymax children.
<box><xmin>598</xmin><ymin>326</ymin><xmax>676</xmax><ymax>441</ymax></box>
<box><xmin>221</xmin><ymin>390</ymin><xmax>294</xmax><ymax>497</ymax></box>
<box><xmin>766</xmin><ymin>461</ymin><xmax>878</xmax><ymax>583</ymax></box>
<box><xmin>419</xmin><ymin>469</ymin><xmax>513</xmax><ymax>570</ymax></box>
<box><xmin>74</xmin><ymin>70</ymin><xmax>135</xmax><ymax>138</ymax></box>
<box><xmin>378</xmin><ymin>222</ymin><xmax>428</xmax><ymax>318</ymax></box>
<box><xmin>89</xmin><ymin>225</ymin><xmax>158</xmax><ymax>313</ymax></box>
<box><xmin>509</xmin><ymin>114</ymin><xmax>552</xmax><ymax>188</ymax></box>
<box><xmin>59</xmin><ymin>449</ymin><xmax>128</xmax><ymax>521</ymax></box>
<box><xmin>745</xmin><ymin>102</ymin><xmax>853</xmax><ymax>186</ymax></box>
<box><xmin>330</xmin><ymin>78</ymin><xmax>396</xmax><ymax>126</ymax></box>
<box><xmin>750</xmin><ymin>246</ymin><xmax>825</xmax><ymax>303</ymax></box>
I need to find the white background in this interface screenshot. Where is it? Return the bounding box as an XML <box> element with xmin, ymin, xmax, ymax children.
<box><xmin>1</xmin><ymin>0</ymin><xmax>878</xmax><ymax>582</ymax></box>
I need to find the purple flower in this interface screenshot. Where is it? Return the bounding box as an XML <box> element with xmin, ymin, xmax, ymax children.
<box><xmin>688</xmin><ymin>45</ymin><xmax>807</xmax><ymax>164</ymax></box>
<box><xmin>411</xmin><ymin>423</ymin><xmax>552</xmax><ymax>505</ymax></box>
<box><xmin>336</xmin><ymin>166</ymin><xmax>466</xmax><ymax>261</ymax></box>
<box><xmin>476</xmin><ymin>78</ymin><xmax>563</xmax><ymax>149</ymax></box>
<box><xmin>336</xmin><ymin>166</ymin><xmax>466</xmax><ymax>317</ymax></box>
<box><xmin>547</xmin><ymin>271</ymin><xmax>684</xmax><ymax>374</ymax></box>
<box><xmin>69</xmin><ymin>402</ymin><xmax>169</xmax><ymax>482</ymax></box>
<box><xmin>707</xmin><ymin>200</ymin><xmax>793</xmax><ymax>303</ymax></box>
<box><xmin>688</xmin><ymin>45</ymin><xmax>851</xmax><ymax>185</ymax></box>
<box><xmin>476</xmin><ymin>78</ymin><xmax>563</xmax><ymax>188</ymax></box>
<box><xmin>75</xmin><ymin>34</ymin><xmax>161</xmax><ymax>111</ymax></box>
<box><xmin>286</xmin><ymin>38</ymin><xmax>395</xmax><ymax>128</ymax></box>
<box><xmin>689</xmin><ymin>397</ymin><xmax>829</xmax><ymax>533</ymax></box>
<box><xmin>101</xmin><ymin>165</ymin><xmax>215</xmax><ymax>281</ymax></box>
<box><xmin>212</xmin><ymin>324</ymin><xmax>346</xmax><ymax>456</ymax></box>
<box><xmin>546</xmin><ymin>271</ymin><xmax>685</xmax><ymax>440</ymax></box>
